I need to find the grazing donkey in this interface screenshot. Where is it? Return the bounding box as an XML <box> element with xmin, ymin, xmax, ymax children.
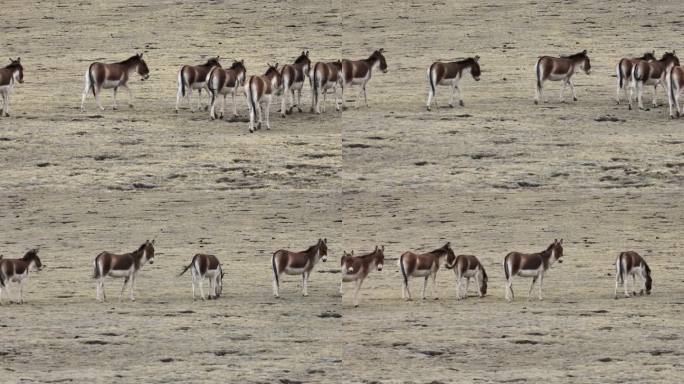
<box><xmin>503</xmin><ymin>239</ymin><xmax>564</xmax><ymax>302</ymax></box>
<box><xmin>175</xmin><ymin>57</ymin><xmax>221</xmax><ymax>112</ymax></box>
<box><xmin>398</xmin><ymin>242</ymin><xmax>454</xmax><ymax>300</ymax></box>
<box><xmin>0</xmin><ymin>249</ymin><xmax>43</xmax><ymax>304</ymax></box>
<box><xmin>310</xmin><ymin>60</ymin><xmax>343</xmax><ymax>113</ymax></box>
<box><xmin>668</xmin><ymin>65</ymin><xmax>684</xmax><ymax>118</ymax></box>
<box><xmin>207</xmin><ymin>59</ymin><xmax>247</xmax><ymax>120</ymax></box>
<box><xmin>280</xmin><ymin>51</ymin><xmax>312</xmax><ymax>117</ymax></box>
<box><xmin>271</xmin><ymin>238</ymin><xmax>328</xmax><ymax>297</ymax></box>
<box><xmin>340</xmin><ymin>246</ymin><xmax>385</xmax><ymax>307</ymax></box>
<box><xmin>614</xmin><ymin>251</ymin><xmax>652</xmax><ymax>299</ymax></box>
<box><xmin>93</xmin><ymin>240</ymin><xmax>155</xmax><ymax>302</ymax></box>
<box><xmin>616</xmin><ymin>51</ymin><xmax>656</xmax><ymax>104</ymax></box>
<box><xmin>445</xmin><ymin>253</ymin><xmax>488</xmax><ymax>300</ymax></box>
<box><xmin>341</xmin><ymin>49</ymin><xmax>388</xmax><ymax>109</ymax></box>
<box><xmin>245</xmin><ymin>63</ymin><xmax>283</xmax><ymax>133</ymax></box>
<box><xmin>426</xmin><ymin>56</ymin><xmax>481</xmax><ymax>110</ymax></box>
<box><xmin>0</xmin><ymin>58</ymin><xmax>24</xmax><ymax>117</ymax></box>
<box><xmin>80</xmin><ymin>53</ymin><xmax>150</xmax><ymax>111</ymax></box>
<box><xmin>179</xmin><ymin>253</ymin><xmax>224</xmax><ymax>300</ymax></box>
<box><xmin>630</xmin><ymin>51</ymin><xmax>679</xmax><ymax>110</ymax></box>
<box><xmin>534</xmin><ymin>50</ymin><xmax>591</xmax><ymax>104</ymax></box>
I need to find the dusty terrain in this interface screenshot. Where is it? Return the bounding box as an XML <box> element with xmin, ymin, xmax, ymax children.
<box><xmin>1</xmin><ymin>0</ymin><xmax>683</xmax><ymax>383</ymax></box>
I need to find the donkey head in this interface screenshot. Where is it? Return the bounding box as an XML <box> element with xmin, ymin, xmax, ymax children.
<box><xmin>144</xmin><ymin>239</ymin><xmax>156</xmax><ymax>264</ymax></box>
<box><xmin>644</xmin><ymin>265</ymin><xmax>653</xmax><ymax>295</ymax></box>
<box><xmin>23</xmin><ymin>249</ymin><xmax>43</xmax><ymax>271</ymax></box>
<box><xmin>578</xmin><ymin>50</ymin><xmax>591</xmax><ymax>74</ymax></box>
<box><xmin>317</xmin><ymin>238</ymin><xmax>328</xmax><ymax>262</ymax></box>
<box><xmin>641</xmin><ymin>50</ymin><xmax>656</xmax><ymax>62</ymax></box>
<box><xmin>8</xmin><ymin>58</ymin><xmax>23</xmax><ymax>83</ymax></box>
<box><xmin>342</xmin><ymin>250</ymin><xmax>355</xmax><ymax>273</ymax></box>
<box><xmin>295</xmin><ymin>50</ymin><xmax>311</xmax><ymax>69</ymax></box>
<box><xmin>206</xmin><ymin>56</ymin><xmax>221</xmax><ymax>68</ymax></box>
<box><xmin>215</xmin><ymin>268</ymin><xmax>225</xmax><ymax>299</ymax></box>
<box><xmin>372</xmin><ymin>49</ymin><xmax>388</xmax><ymax>73</ymax></box>
<box><xmin>470</xmin><ymin>56</ymin><xmax>481</xmax><ymax>81</ymax></box>
<box><xmin>375</xmin><ymin>245</ymin><xmax>385</xmax><ymax>271</ymax></box>
<box><xmin>551</xmin><ymin>239</ymin><xmax>564</xmax><ymax>264</ymax></box>
<box><xmin>661</xmin><ymin>51</ymin><xmax>680</xmax><ymax>68</ymax></box>
<box><xmin>135</xmin><ymin>53</ymin><xmax>150</xmax><ymax>80</ymax></box>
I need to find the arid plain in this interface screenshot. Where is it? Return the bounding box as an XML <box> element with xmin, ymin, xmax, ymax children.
<box><xmin>1</xmin><ymin>1</ymin><xmax>683</xmax><ymax>383</ymax></box>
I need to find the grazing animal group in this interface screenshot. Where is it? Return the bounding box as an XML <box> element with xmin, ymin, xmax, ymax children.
<box><xmin>0</xmin><ymin>239</ymin><xmax>654</xmax><ymax>306</ymax></box>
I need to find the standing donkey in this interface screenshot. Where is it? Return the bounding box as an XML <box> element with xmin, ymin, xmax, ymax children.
<box><xmin>614</xmin><ymin>251</ymin><xmax>652</xmax><ymax>299</ymax></box>
<box><xmin>280</xmin><ymin>51</ymin><xmax>311</xmax><ymax>117</ymax></box>
<box><xmin>0</xmin><ymin>249</ymin><xmax>43</xmax><ymax>304</ymax></box>
<box><xmin>245</xmin><ymin>63</ymin><xmax>283</xmax><ymax>133</ymax></box>
<box><xmin>630</xmin><ymin>51</ymin><xmax>679</xmax><ymax>110</ymax></box>
<box><xmin>175</xmin><ymin>57</ymin><xmax>221</xmax><ymax>112</ymax></box>
<box><xmin>93</xmin><ymin>240</ymin><xmax>155</xmax><ymax>302</ymax></box>
<box><xmin>444</xmin><ymin>253</ymin><xmax>487</xmax><ymax>300</ymax></box>
<box><xmin>615</xmin><ymin>51</ymin><xmax>656</xmax><ymax>104</ymax></box>
<box><xmin>80</xmin><ymin>53</ymin><xmax>150</xmax><ymax>111</ymax></box>
<box><xmin>503</xmin><ymin>239</ymin><xmax>564</xmax><ymax>302</ymax></box>
<box><xmin>271</xmin><ymin>238</ymin><xmax>328</xmax><ymax>297</ymax></box>
<box><xmin>179</xmin><ymin>253</ymin><xmax>224</xmax><ymax>300</ymax></box>
<box><xmin>207</xmin><ymin>59</ymin><xmax>247</xmax><ymax>120</ymax></box>
<box><xmin>426</xmin><ymin>56</ymin><xmax>481</xmax><ymax>110</ymax></box>
<box><xmin>0</xmin><ymin>58</ymin><xmax>24</xmax><ymax>117</ymax></box>
<box><xmin>398</xmin><ymin>242</ymin><xmax>454</xmax><ymax>300</ymax></box>
<box><xmin>310</xmin><ymin>60</ymin><xmax>343</xmax><ymax>113</ymax></box>
<box><xmin>534</xmin><ymin>50</ymin><xmax>591</xmax><ymax>104</ymax></box>
<box><xmin>341</xmin><ymin>49</ymin><xmax>388</xmax><ymax>109</ymax></box>
<box><xmin>668</xmin><ymin>65</ymin><xmax>684</xmax><ymax>118</ymax></box>
<box><xmin>340</xmin><ymin>246</ymin><xmax>384</xmax><ymax>307</ymax></box>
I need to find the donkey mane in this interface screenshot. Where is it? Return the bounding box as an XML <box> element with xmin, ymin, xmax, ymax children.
<box><xmin>562</xmin><ymin>51</ymin><xmax>587</xmax><ymax>59</ymax></box>
<box><xmin>116</xmin><ymin>55</ymin><xmax>142</xmax><ymax>65</ymax></box>
<box><xmin>455</xmin><ymin>57</ymin><xmax>477</xmax><ymax>66</ymax></box>
<box><xmin>202</xmin><ymin>58</ymin><xmax>220</xmax><ymax>67</ymax></box>
<box><xmin>294</xmin><ymin>54</ymin><xmax>310</xmax><ymax>64</ymax></box>
<box><xmin>5</xmin><ymin>61</ymin><xmax>22</xmax><ymax>69</ymax></box>
<box><xmin>230</xmin><ymin>60</ymin><xmax>244</xmax><ymax>69</ymax></box>
<box><xmin>22</xmin><ymin>249</ymin><xmax>38</xmax><ymax>260</ymax></box>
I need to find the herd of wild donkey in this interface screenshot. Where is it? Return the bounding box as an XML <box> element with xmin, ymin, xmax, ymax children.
<box><xmin>0</xmin><ymin>48</ymin><xmax>673</xmax><ymax>306</ymax></box>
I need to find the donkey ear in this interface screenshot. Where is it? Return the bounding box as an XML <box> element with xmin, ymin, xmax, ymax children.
<box><xmin>379</xmin><ymin>48</ymin><xmax>384</xmax><ymax>53</ymax></box>
<box><xmin>16</xmin><ymin>57</ymin><xmax>21</xmax><ymax>62</ymax></box>
<box><xmin>381</xmin><ymin>245</ymin><xmax>385</xmax><ymax>251</ymax></box>
<box><xmin>559</xmin><ymin>239</ymin><xmax>563</xmax><ymax>245</ymax></box>
<box><xmin>139</xmin><ymin>52</ymin><xmax>143</xmax><ymax>58</ymax></box>
<box><xmin>306</xmin><ymin>50</ymin><xmax>309</xmax><ymax>56</ymax></box>
<box><xmin>323</xmin><ymin>238</ymin><xmax>327</xmax><ymax>244</ymax></box>
<box><xmin>582</xmin><ymin>49</ymin><xmax>587</xmax><ymax>55</ymax></box>
<box><xmin>474</xmin><ymin>55</ymin><xmax>480</xmax><ymax>62</ymax></box>
<box><xmin>275</xmin><ymin>62</ymin><xmax>279</xmax><ymax>68</ymax></box>
<box><xmin>445</xmin><ymin>241</ymin><xmax>451</xmax><ymax>248</ymax></box>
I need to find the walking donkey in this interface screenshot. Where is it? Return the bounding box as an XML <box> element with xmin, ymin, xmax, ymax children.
<box><xmin>271</xmin><ymin>238</ymin><xmax>328</xmax><ymax>297</ymax></box>
<box><xmin>445</xmin><ymin>253</ymin><xmax>487</xmax><ymax>300</ymax></box>
<box><xmin>207</xmin><ymin>59</ymin><xmax>246</xmax><ymax>120</ymax></box>
<box><xmin>341</xmin><ymin>49</ymin><xmax>388</xmax><ymax>109</ymax></box>
<box><xmin>0</xmin><ymin>249</ymin><xmax>43</xmax><ymax>304</ymax></box>
<box><xmin>630</xmin><ymin>51</ymin><xmax>679</xmax><ymax>111</ymax></box>
<box><xmin>280</xmin><ymin>51</ymin><xmax>311</xmax><ymax>117</ymax></box>
<box><xmin>310</xmin><ymin>60</ymin><xmax>343</xmax><ymax>113</ymax></box>
<box><xmin>398</xmin><ymin>242</ymin><xmax>454</xmax><ymax>300</ymax></box>
<box><xmin>0</xmin><ymin>58</ymin><xmax>24</xmax><ymax>117</ymax></box>
<box><xmin>503</xmin><ymin>239</ymin><xmax>564</xmax><ymax>302</ymax></box>
<box><xmin>80</xmin><ymin>53</ymin><xmax>150</xmax><ymax>111</ymax></box>
<box><xmin>179</xmin><ymin>253</ymin><xmax>224</xmax><ymax>300</ymax></box>
<box><xmin>615</xmin><ymin>51</ymin><xmax>656</xmax><ymax>104</ymax></box>
<box><xmin>614</xmin><ymin>251</ymin><xmax>652</xmax><ymax>299</ymax></box>
<box><xmin>668</xmin><ymin>64</ymin><xmax>684</xmax><ymax>118</ymax></box>
<box><xmin>245</xmin><ymin>63</ymin><xmax>283</xmax><ymax>133</ymax></box>
<box><xmin>175</xmin><ymin>56</ymin><xmax>221</xmax><ymax>113</ymax></box>
<box><xmin>426</xmin><ymin>56</ymin><xmax>481</xmax><ymax>111</ymax></box>
<box><xmin>534</xmin><ymin>50</ymin><xmax>591</xmax><ymax>104</ymax></box>
<box><xmin>340</xmin><ymin>246</ymin><xmax>385</xmax><ymax>307</ymax></box>
<box><xmin>93</xmin><ymin>240</ymin><xmax>155</xmax><ymax>302</ymax></box>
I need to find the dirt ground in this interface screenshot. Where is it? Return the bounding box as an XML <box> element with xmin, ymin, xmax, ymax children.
<box><xmin>1</xmin><ymin>0</ymin><xmax>683</xmax><ymax>383</ymax></box>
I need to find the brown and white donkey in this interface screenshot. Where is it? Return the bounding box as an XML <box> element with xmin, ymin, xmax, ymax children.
<box><xmin>503</xmin><ymin>239</ymin><xmax>564</xmax><ymax>302</ymax></box>
<box><xmin>207</xmin><ymin>59</ymin><xmax>247</xmax><ymax>120</ymax></box>
<box><xmin>534</xmin><ymin>51</ymin><xmax>591</xmax><ymax>104</ymax></box>
<box><xmin>340</xmin><ymin>246</ymin><xmax>385</xmax><ymax>307</ymax></box>
<box><xmin>80</xmin><ymin>53</ymin><xmax>149</xmax><ymax>111</ymax></box>
<box><xmin>614</xmin><ymin>251</ymin><xmax>652</xmax><ymax>299</ymax></box>
<box><xmin>445</xmin><ymin>253</ymin><xmax>488</xmax><ymax>300</ymax></box>
<box><xmin>179</xmin><ymin>253</ymin><xmax>224</xmax><ymax>300</ymax></box>
<box><xmin>93</xmin><ymin>240</ymin><xmax>155</xmax><ymax>302</ymax></box>
<box><xmin>398</xmin><ymin>242</ymin><xmax>454</xmax><ymax>300</ymax></box>
<box><xmin>616</xmin><ymin>51</ymin><xmax>655</xmax><ymax>104</ymax></box>
<box><xmin>272</xmin><ymin>238</ymin><xmax>328</xmax><ymax>297</ymax></box>
<box><xmin>310</xmin><ymin>60</ymin><xmax>343</xmax><ymax>113</ymax></box>
<box><xmin>245</xmin><ymin>63</ymin><xmax>283</xmax><ymax>133</ymax></box>
<box><xmin>0</xmin><ymin>58</ymin><xmax>24</xmax><ymax>117</ymax></box>
<box><xmin>0</xmin><ymin>249</ymin><xmax>43</xmax><ymax>304</ymax></box>
<box><xmin>341</xmin><ymin>49</ymin><xmax>388</xmax><ymax>109</ymax></box>
<box><xmin>426</xmin><ymin>56</ymin><xmax>481</xmax><ymax>110</ymax></box>
<box><xmin>175</xmin><ymin>56</ymin><xmax>221</xmax><ymax>112</ymax></box>
<box><xmin>280</xmin><ymin>51</ymin><xmax>311</xmax><ymax>117</ymax></box>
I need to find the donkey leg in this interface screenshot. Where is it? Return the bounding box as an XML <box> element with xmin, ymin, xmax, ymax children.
<box><xmin>280</xmin><ymin>87</ymin><xmax>288</xmax><ymax>117</ymax></box>
<box><xmin>652</xmin><ymin>85</ymin><xmax>658</xmax><ymax>108</ymax></box>
<box><xmin>404</xmin><ymin>278</ymin><xmax>413</xmax><ymax>301</ymax></box>
<box><xmin>101</xmin><ymin>280</ymin><xmax>107</xmax><ymax>302</ymax></box>
<box><xmin>121</xmin><ymin>84</ymin><xmax>134</xmax><ymax>108</ymax></box>
<box><xmin>353</xmin><ymin>279</ymin><xmax>363</xmax><ymax>307</ymax></box>
<box><xmin>527</xmin><ymin>276</ymin><xmax>537</xmax><ymax>301</ymax></box>
<box><xmin>112</xmin><ymin>87</ymin><xmax>119</xmax><ymax>110</ymax></box>
<box><xmin>569</xmin><ymin>79</ymin><xmax>578</xmax><ymax>101</ymax></box>
<box><xmin>232</xmin><ymin>90</ymin><xmax>238</xmax><ymax>118</ymax></box>
<box><xmin>297</xmin><ymin>89</ymin><xmax>303</xmax><ymax>112</ymax></box>
<box><xmin>538</xmin><ymin>273</ymin><xmax>544</xmax><ymax>300</ymax></box>
<box><xmin>129</xmin><ymin>274</ymin><xmax>136</xmax><ymax>301</ymax></box>
<box><xmin>197</xmin><ymin>89</ymin><xmax>203</xmax><ymax>111</ymax></box>
<box><xmin>632</xmin><ymin>275</ymin><xmax>637</xmax><ymax>296</ymax></box>
<box><xmin>421</xmin><ymin>276</ymin><xmax>428</xmax><ymax>300</ymax></box>
<box><xmin>302</xmin><ymin>272</ymin><xmax>309</xmax><ymax>297</ymax></box>
<box><xmin>272</xmin><ymin>273</ymin><xmax>280</xmax><ymax>298</ymax></box>
<box><xmin>192</xmin><ymin>275</ymin><xmax>197</xmax><ymax>300</ymax></box>
<box><xmin>80</xmin><ymin>81</ymin><xmax>90</xmax><ymax>111</ymax></box>
<box><xmin>455</xmin><ymin>277</ymin><xmax>462</xmax><ymax>300</ymax></box>
<box><xmin>95</xmin><ymin>87</ymin><xmax>105</xmax><ymax>111</ymax></box>
<box><xmin>559</xmin><ymin>81</ymin><xmax>566</xmax><ymax>102</ymax></box>
<box><xmin>363</xmin><ymin>84</ymin><xmax>369</xmax><ymax>107</ymax></box>
<box><xmin>19</xmin><ymin>279</ymin><xmax>25</xmax><ymax>304</ymax></box>
<box><xmin>199</xmin><ymin>277</ymin><xmax>206</xmax><ymax>301</ymax></box>
<box><xmin>256</xmin><ymin>101</ymin><xmax>263</xmax><ymax>130</ymax></box>
<box><xmin>464</xmin><ymin>277</ymin><xmax>470</xmax><ymax>299</ymax></box>
<box><xmin>119</xmin><ymin>277</ymin><xmax>129</xmax><ymax>301</ymax></box>
<box><xmin>264</xmin><ymin>98</ymin><xmax>272</xmax><ymax>130</ymax></box>
<box><xmin>220</xmin><ymin>94</ymin><xmax>227</xmax><ymax>119</ymax></box>
<box><xmin>431</xmin><ymin>273</ymin><xmax>439</xmax><ymax>300</ymax></box>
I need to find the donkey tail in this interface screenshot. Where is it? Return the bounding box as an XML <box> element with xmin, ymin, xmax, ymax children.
<box><xmin>248</xmin><ymin>77</ymin><xmax>258</xmax><ymax>117</ymax></box>
<box><xmin>535</xmin><ymin>57</ymin><xmax>542</xmax><ymax>93</ymax></box>
<box><xmin>481</xmin><ymin>265</ymin><xmax>488</xmax><ymax>282</ymax></box>
<box><xmin>399</xmin><ymin>253</ymin><xmax>408</xmax><ymax>287</ymax></box>
<box><xmin>88</xmin><ymin>63</ymin><xmax>96</xmax><ymax>98</ymax></box>
<box><xmin>428</xmin><ymin>62</ymin><xmax>437</xmax><ymax>96</ymax></box>
<box><xmin>207</xmin><ymin>67</ymin><xmax>217</xmax><ymax>108</ymax></box>
<box><xmin>92</xmin><ymin>254</ymin><xmax>101</xmax><ymax>279</ymax></box>
<box><xmin>617</xmin><ymin>59</ymin><xmax>625</xmax><ymax>89</ymax></box>
<box><xmin>312</xmin><ymin>63</ymin><xmax>320</xmax><ymax>107</ymax></box>
<box><xmin>272</xmin><ymin>251</ymin><xmax>279</xmax><ymax>287</ymax></box>
<box><xmin>179</xmin><ymin>66</ymin><xmax>187</xmax><ymax>97</ymax></box>
<box><xmin>503</xmin><ymin>254</ymin><xmax>511</xmax><ymax>281</ymax></box>
<box><xmin>616</xmin><ymin>252</ymin><xmax>624</xmax><ymax>284</ymax></box>
<box><xmin>669</xmin><ymin>66</ymin><xmax>677</xmax><ymax>110</ymax></box>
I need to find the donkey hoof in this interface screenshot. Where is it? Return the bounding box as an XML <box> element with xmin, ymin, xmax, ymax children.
<box><xmin>639</xmin><ymin>290</ymin><xmax>644</xmax><ymax>296</ymax></box>
<box><xmin>459</xmin><ymin>100</ymin><xmax>464</xmax><ymax>107</ymax></box>
<box><xmin>573</xmin><ymin>97</ymin><xmax>578</xmax><ymax>101</ymax></box>
<box><xmin>534</xmin><ymin>100</ymin><xmax>539</xmax><ymax>105</ymax></box>
<box><xmin>129</xmin><ymin>104</ymin><xmax>134</xmax><ymax>109</ymax></box>
<box><xmin>281</xmin><ymin>113</ymin><xmax>286</xmax><ymax>118</ymax></box>
<box><xmin>448</xmin><ymin>104</ymin><xmax>454</xmax><ymax>108</ymax></box>
<box><xmin>112</xmin><ymin>106</ymin><xmax>118</xmax><ymax>110</ymax></box>
<box><xmin>628</xmin><ymin>105</ymin><xmax>632</xmax><ymax>110</ymax></box>
<box><xmin>297</xmin><ymin>108</ymin><xmax>303</xmax><ymax>113</ymax></box>
<box><xmin>354</xmin><ymin>304</ymin><xmax>359</xmax><ymax>308</ymax></box>
<box><xmin>3</xmin><ymin>113</ymin><xmax>9</xmax><ymax>117</ymax></box>
<box><xmin>256</xmin><ymin>122</ymin><xmax>262</xmax><ymax>129</ymax></box>
<box><xmin>426</xmin><ymin>106</ymin><xmax>431</xmax><ymax>111</ymax></box>
<box><xmin>249</xmin><ymin>128</ymin><xmax>254</xmax><ymax>133</ymax></box>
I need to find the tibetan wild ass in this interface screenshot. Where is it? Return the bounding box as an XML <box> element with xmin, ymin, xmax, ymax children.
<box><xmin>80</xmin><ymin>53</ymin><xmax>150</xmax><ymax>111</ymax></box>
<box><xmin>426</xmin><ymin>56</ymin><xmax>481</xmax><ymax>110</ymax></box>
<box><xmin>341</xmin><ymin>49</ymin><xmax>388</xmax><ymax>109</ymax></box>
<box><xmin>340</xmin><ymin>246</ymin><xmax>385</xmax><ymax>307</ymax></box>
<box><xmin>179</xmin><ymin>253</ymin><xmax>224</xmax><ymax>300</ymax></box>
<box><xmin>445</xmin><ymin>253</ymin><xmax>488</xmax><ymax>299</ymax></box>
<box><xmin>503</xmin><ymin>239</ymin><xmax>564</xmax><ymax>302</ymax></box>
<box><xmin>0</xmin><ymin>249</ymin><xmax>43</xmax><ymax>304</ymax></box>
<box><xmin>0</xmin><ymin>58</ymin><xmax>24</xmax><ymax>117</ymax></box>
<box><xmin>534</xmin><ymin>50</ymin><xmax>591</xmax><ymax>104</ymax></box>
<box><xmin>175</xmin><ymin>57</ymin><xmax>221</xmax><ymax>112</ymax></box>
<box><xmin>272</xmin><ymin>238</ymin><xmax>328</xmax><ymax>297</ymax></box>
<box><xmin>398</xmin><ymin>242</ymin><xmax>454</xmax><ymax>300</ymax></box>
<box><xmin>614</xmin><ymin>251</ymin><xmax>652</xmax><ymax>299</ymax></box>
<box><xmin>92</xmin><ymin>240</ymin><xmax>155</xmax><ymax>302</ymax></box>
